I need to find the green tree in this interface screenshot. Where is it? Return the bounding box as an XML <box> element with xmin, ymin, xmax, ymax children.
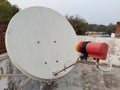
<box><xmin>66</xmin><ymin>15</ymin><xmax>89</xmax><ymax>35</ymax></box>
<box><xmin>88</xmin><ymin>23</ymin><xmax>116</xmax><ymax>35</ymax></box>
<box><xmin>89</xmin><ymin>24</ymin><xmax>107</xmax><ymax>32</ymax></box>
<box><xmin>0</xmin><ymin>0</ymin><xmax>19</xmax><ymax>20</ymax></box>
<box><xmin>106</xmin><ymin>23</ymin><xmax>116</xmax><ymax>35</ymax></box>
<box><xmin>97</xmin><ymin>25</ymin><xmax>107</xmax><ymax>32</ymax></box>
<box><xmin>89</xmin><ymin>24</ymin><xmax>99</xmax><ymax>31</ymax></box>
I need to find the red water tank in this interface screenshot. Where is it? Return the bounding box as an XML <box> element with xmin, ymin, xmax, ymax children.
<box><xmin>76</xmin><ymin>41</ymin><xmax>108</xmax><ymax>60</ymax></box>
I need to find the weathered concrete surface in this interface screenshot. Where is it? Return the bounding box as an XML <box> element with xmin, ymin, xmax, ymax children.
<box><xmin>52</xmin><ymin>63</ymin><xmax>120</xmax><ymax>90</ymax></box>
<box><xmin>0</xmin><ymin>53</ymin><xmax>9</xmax><ymax>90</ymax></box>
<box><xmin>0</xmin><ymin>53</ymin><xmax>54</xmax><ymax>90</ymax></box>
<box><xmin>0</xmin><ymin>36</ymin><xmax>120</xmax><ymax>90</ymax></box>
<box><xmin>1</xmin><ymin>55</ymin><xmax>120</xmax><ymax>90</ymax></box>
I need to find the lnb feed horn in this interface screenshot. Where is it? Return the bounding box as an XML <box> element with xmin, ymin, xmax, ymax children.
<box><xmin>76</xmin><ymin>41</ymin><xmax>112</xmax><ymax>71</ymax></box>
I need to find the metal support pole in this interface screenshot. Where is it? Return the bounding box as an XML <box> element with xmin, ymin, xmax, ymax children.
<box><xmin>53</xmin><ymin>57</ymin><xmax>80</xmax><ymax>76</ymax></box>
<box><xmin>18</xmin><ymin>78</ymin><xmax>32</xmax><ymax>90</ymax></box>
<box><xmin>0</xmin><ymin>74</ymin><xmax>24</xmax><ymax>77</ymax></box>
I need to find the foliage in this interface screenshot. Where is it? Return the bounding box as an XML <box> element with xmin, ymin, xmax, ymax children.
<box><xmin>89</xmin><ymin>23</ymin><xmax>116</xmax><ymax>35</ymax></box>
<box><xmin>66</xmin><ymin>15</ymin><xmax>89</xmax><ymax>35</ymax></box>
<box><xmin>0</xmin><ymin>0</ymin><xmax>19</xmax><ymax>20</ymax></box>
<box><xmin>106</xmin><ymin>23</ymin><xmax>116</xmax><ymax>35</ymax></box>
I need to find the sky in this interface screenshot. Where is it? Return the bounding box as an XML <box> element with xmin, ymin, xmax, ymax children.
<box><xmin>8</xmin><ymin>0</ymin><xmax>120</xmax><ymax>25</ymax></box>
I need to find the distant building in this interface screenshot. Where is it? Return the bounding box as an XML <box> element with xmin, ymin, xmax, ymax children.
<box><xmin>115</xmin><ymin>22</ymin><xmax>120</xmax><ymax>38</ymax></box>
<box><xmin>85</xmin><ymin>31</ymin><xmax>105</xmax><ymax>35</ymax></box>
<box><xmin>0</xmin><ymin>20</ymin><xmax>9</xmax><ymax>54</ymax></box>
<box><xmin>111</xmin><ymin>33</ymin><xmax>115</xmax><ymax>38</ymax></box>
<box><xmin>85</xmin><ymin>31</ymin><xmax>109</xmax><ymax>37</ymax></box>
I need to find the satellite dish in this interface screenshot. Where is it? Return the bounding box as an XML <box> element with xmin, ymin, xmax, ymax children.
<box><xmin>5</xmin><ymin>6</ymin><xmax>78</xmax><ymax>80</ymax></box>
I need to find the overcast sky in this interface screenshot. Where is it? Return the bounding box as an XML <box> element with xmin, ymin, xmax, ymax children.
<box><xmin>8</xmin><ymin>0</ymin><xmax>120</xmax><ymax>25</ymax></box>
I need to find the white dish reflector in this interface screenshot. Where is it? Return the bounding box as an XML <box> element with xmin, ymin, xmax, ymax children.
<box><xmin>5</xmin><ymin>6</ymin><xmax>78</xmax><ymax>80</ymax></box>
